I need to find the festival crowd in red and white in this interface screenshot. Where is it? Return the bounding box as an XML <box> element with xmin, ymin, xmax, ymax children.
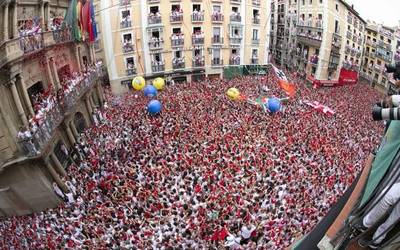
<box><xmin>0</xmin><ymin>70</ymin><xmax>384</xmax><ymax>249</ymax></box>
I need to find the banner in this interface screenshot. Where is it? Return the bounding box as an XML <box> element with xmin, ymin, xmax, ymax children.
<box><xmin>304</xmin><ymin>101</ymin><xmax>335</xmax><ymax>115</ymax></box>
<box><xmin>279</xmin><ymin>80</ymin><xmax>296</xmax><ymax>97</ymax></box>
<box><xmin>272</xmin><ymin>64</ymin><xmax>288</xmax><ymax>81</ymax></box>
<box><xmin>338</xmin><ymin>68</ymin><xmax>358</xmax><ymax>85</ymax></box>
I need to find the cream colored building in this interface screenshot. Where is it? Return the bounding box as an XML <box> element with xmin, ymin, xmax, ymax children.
<box><xmin>0</xmin><ymin>0</ymin><xmax>104</xmax><ymax>215</ymax></box>
<box><xmin>360</xmin><ymin>22</ymin><xmax>396</xmax><ymax>93</ymax></box>
<box><xmin>270</xmin><ymin>0</ymin><xmax>365</xmax><ymax>81</ymax></box>
<box><xmin>99</xmin><ymin>0</ymin><xmax>270</xmax><ymax>94</ymax></box>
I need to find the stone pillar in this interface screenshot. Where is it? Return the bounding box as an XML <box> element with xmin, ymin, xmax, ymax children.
<box><xmin>49</xmin><ymin>57</ymin><xmax>61</xmax><ymax>89</ymax></box>
<box><xmin>45</xmin><ymin>159</ymin><xmax>68</xmax><ymax>193</ymax></box>
<box><xmin>12</xmin><ymin>1</ymin><xmax>17</xmax><ymax>38</ymax></box>
<box><xmin>97</xmin><ymin>85</ymin><xmax>104</xmax><ymax>106</ymax></box>
<box><xmin>3</xmin><ymin>1</ymin><xmax>9</xmax><ymax>41</ymax></box>
<box><xmin>50</xmin><ymin>153</ymin><xmax>67</xmax><ymax>178</ymax></box>
<box><xmin>40</xmin><ymin>2</ymin><xmax>45</xmax><ymax>30</ymax></box>
<box><xmin>9</xmin><ymin>79</ymin><xmax>28</xmax><ymax>126</ymax></box>
<box><xmin>89</xmin><ymin>93</ymin><xmax>96</xmax><ymax>108</ymax></box>
<box><xmin>75</xmin><ymin>46</ymin><xmax>82</xmax><ymax>72</ymax></box>
<box><xmin>85</xmin><ymin>97</ymin><xmax>93</xmax><ymax>114</ymax></box>
<box><xmin>18</xmin><ymin>74</ymin><xmax>35</xmax><ymax>117</ymax></box>
<box><xmin>69</xmin><ymin>121</ymin><xmax>79</xmax><ymax>139</ymax></box>
<box><xmin>44</xmin><ymin>57</ymin><xmax>55</xmax><ymax>89</ymax></box>
<box><xmin>65</xmin><ymin>123</ymin><xmax>76</xmax><ymax>144</ymax></box>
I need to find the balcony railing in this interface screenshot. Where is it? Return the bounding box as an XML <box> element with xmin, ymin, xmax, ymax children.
<box><xmin>211</xmin><ymin>13</ymin><xmax>224</xmax><ymax>23</ymax></box>
<box><xmin>346</xmin><ymin>31</ymin><xmax>352</xmax><ymax>39</ymax></box>
<box><xmin>230</xmin><ymin>57</ymin><xmax>241</xmax><ymax>65</ymax></box>
<box><xmin>120</xmin><ymin>20</ymin><xmax>132</xmax><ymax>29</ymax></box>
<box><xmin>230</xmin><ymin>13</ymin><xmax>242</xmax><ymax>22</ymax></box>
<box><xmin>191</xmin><ymin>12</ymin><xmax>204</xmax><ymax>22</ymax></box>
<box><xmin>148</xmin><ymin>0</ymin><xmax>160</xmax><ymax>3</ymax></box>
<box><xmin>193</xmin><ymin>57</ymin><xmax>205</xmax><ymax>67</ymax></box>
<box><xmin>152</xmin><ymin>63</ymin><xmax>165</xmax><ymax>72</ymax></box>
<box><xmin>231</xmin><ymin>0</ymin><xmax>241</xmax><ymax>4</ymax></box>
<box><xmin>172</xmin><ymin>59</ymin><xmax>185</xmax><ymax>69</ymax></box>
<box><xmin>252</xmin><ymin>38</ymin><xmax>260</xmax><ymax>45</ymax></box>
<box><xmin>253</xmin><ymin>17</ymin><xmax>260</xmax><ymax>24</ymax></box>
<box><xmin>52</xmin><ymin>28</ymin><xmax>72</xmax><ymax>43</ymax></box>
<box><xmin>122</xmin><ymin>43</ymin><xmax>134</xmax><ymax>53</ymax></box>
<box><xmin>148</xmin><ymin>39</ymin><xmax>164</xmax><ymax>50</ymax></box>
<box><xmin>251</xmin><ymin>58</ymin><xmax>259</xmax><ymax>64</ymax></box>
<box><xmin>170</xmin><ymin>13</ymin><xmax>183</xmax><ymax>23</ymax></box>
<box><xmin>126</xmin><ymin>67</ymin><xmax>137</xmax><ymax>76</ymax></box>
<box><xmin>211</xmin><ymin>58</ymin><xmax>223</xmax><ymax>66</ymax></box>
<box><xmin>19</xmin><ymin>32</ymin><xmax>44</xmax><ymax>54</ymax></box>
<box><xmin>252</xmin><ymin>0</ymin><xmax>261</xmax><ymax>5</ymax></box>
<box><xmin>171</xmin><ymin>36</ymin><xmax>184</xmax><ymax>47</ymax></box>
<box><xmin>211</xmin><ymin>36</ymin><xmax>223</xmax><ymax>44</ymax></box>
<box><xmin>192</xmin><ymin>36</ymin><xmax>204</xmax><ymax>45</ymax></box>
<box><xmin>229</xmin><ymin>37</ymin><xmax>242</xmax><ymax>44</ymax></box>
<box><xmin>148</xmin><ymin>15</ymin><xmax>162</xmax><ymax>25</ymax></box>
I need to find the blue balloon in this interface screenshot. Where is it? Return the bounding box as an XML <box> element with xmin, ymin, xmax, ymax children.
<box><xmin>147</xmin><ymin>100</ymin><xmax>162</xmax><ymax>114</ymax></box>
<box><xmin>144</xmin><ymin>85</ymin><xmax>158</xmax><ymax>97</ymax></box>
<box><xmin>267</xmin><ymin>98</ymin><xmax>281</xmax><ymax>113</ymax></box>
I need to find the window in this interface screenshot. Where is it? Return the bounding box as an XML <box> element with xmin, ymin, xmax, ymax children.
<box><xmin>309</xmin><ymin>0</ymin><xmax>312</xmax><ymax>4</ymax></box>
<box><xmin>252</xmin><ymin>49</ymin><xmax>258</xmax><ymax>57</ymax></box>
<box><xmin>213</xmin><ymin>27</ymin><xmax>221</xmax><ymax>36</ymax></box>
<box><xmin>252</xmin><ymin>29</ymin><xmax>259</xmax><ymax>40</ymax></box>
<box><xmin>232</xmin><ymin>7</ymin><xmax>238</xmax><ymax>13</ymax></box>
<box><xmin>213</xmin><ymin>48</ymin><xmax>221</xmax><ymax>59</ymax></box>
<box><xmin>173</xmin><ymin>28</ymin><xmax>181</xmax><ymax>34</ymax></box>
<box><xmin>193</xmin><ymin>4</ymin><xmax>201</xmax><ymax>11</ymax></box>
<box><xmin>150</xmin><ymin>6</ymin><xmax>159</xmax><ymax>14</ymax></box>
<box><xmin>335</xmin><ymin>3</ymin><xmax>338</xmax><ymax>11</ymax></box>
<box><xmin>174</xmin><ymin>51</ymin><xmax>182</xmax><ymax>58</ymax></box>
<box><xmin>302</xmin><ymin>0</ymin><xmax>305</xmax><ymax>5</ymax></box>
<box><xmin>213</xmin><ymin>5</ymin><xmax>221</xmax><ymax>12</ymax></box>
<box><xmin>126</xmin><ymin>57</ymin><xmax>135</xmax><ymax>68</ymax></box>
<box><xmin>171</xmin><ymin>4</ymin><xmax>180</xmax><ymax>11</ymax></box>
<box><xmin>335</xmin><ymin>20</ymin><xmax>339</xmax><ymax>33</ymax></box>
<box><xmin>319</xmin><ymin>0</ymin><xmax>323</xmax><ymax>3</ymax></box>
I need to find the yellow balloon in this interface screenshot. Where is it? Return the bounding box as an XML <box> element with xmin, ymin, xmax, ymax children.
<box><xmin>226</xmin><ymin>87</ymin><xmax>240</xmax><ymax>100</ymax></box>
<box><xmin>132</xmin><ymin>76</ymin><xmax>145</xmax><ymax>91</ymax></box>
<box><xmin>153</xmin><ymin>77</ymin><xmax>165</xmax><ymax>90</ymax></box>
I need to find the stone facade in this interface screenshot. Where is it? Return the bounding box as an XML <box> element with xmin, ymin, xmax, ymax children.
<box><xmin>0</xmin><ymin>0</ymin><xmax>105</xmax><ymax>216</ymax></box>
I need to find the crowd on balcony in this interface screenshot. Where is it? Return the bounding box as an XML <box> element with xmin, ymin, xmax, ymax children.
<box><xmin>171</xmin><ymin>7</ymin><xmax>183</xmax><ymax>21</ymax></box>
<box><xmin>123</xmin><ymin>36</ymin><xmax>133</xmax><ymax>52</ymax></box>
<box><xmin>298</xmin><ymin>31</ymin><xmax>322</xmax><ymax>41</ymax></box>
<box><xmin>19</xmin><ymin>18</ymin><xmax>43</xmax><ymax>53</ymax></box>
<box><xmin>49</xmin><ymin>16</ymin><xmax>64</xmax><ymax>31</ymax></box>
<box><xmin>149</xmin><ymin>37</ymin><xmax>164</xmax><ymax>48</ymax></box>
<box><xmin>192</xmin><ymin>31</ymin><xmax>204</xmax><ymax>43</ymax></box>
<box><xmin>230</xmin><ymin>53</ymin><xmax>241</xmax><ymax>64</ymax></box>
<box><xmin>171</xmin><ymin>33</ymin><xmax>184</xmax><ymax>44</ymax></box>
<box><xmin>121</xmin><ymin>13</ymin><xmax>132</xmax><ymax>28</ymax></box>
<box><xmin>173</xmin><ymin>57</ymin><xmax>185</xmax><ymax>68</ymax></box>
<box><xmin>0</xmin><ymin>69</ymin><xmax>384</xmax><ymax>249</ymax></box>
<box><xmin>148</xmin><ymin>11</ymin><xmax>162</xmax><ymax>23</ymax></box>
<box><xmin>192</xmin><ymin>9</ymin><xmax>204</xmax><ymax>21</ymax></box>
<box><xmin>230</xmin><ymin>11</ymin><xmax>241</xmax><ymax>21</ymax></box>
<box><xmin>212</xmin><ymin>9</ymin><xmax>223</xmax><ymax>21</ymax></box>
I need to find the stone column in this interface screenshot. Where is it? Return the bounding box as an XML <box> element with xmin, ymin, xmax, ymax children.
<box><xmin>85</xmin><ymin>97</ymin><xmax>93</xmax><ymax>114</ymax></box>
<box><xmin>69</xmin><ymin>122</ymin><xmax>79</xmax><ymax>139</ymax></box>
<box><xmin>44</xmin><ymin>57</ymin><xmax>55</xmax><ymax>89</ymax></box>
<box><xmin>9</xmin><ymin>79</ymin><xmax>28</xmax><ymax>126</ymax></box>
<box><xmin>3</xmin><ymin>1</ymin><xmax>9</xmax><ymax>41</ymax></box>
<box><xmin>65</xmin><ymin>123</ymin><xmax>76</xmax><ymax>144</ymax></box>
<box><xmin>97</xmin><ymin>85</ymin><xmax>104</xmax><ymax>106</ymax></box>
<box><xmin>75</xmin><ymin>46</ymin><xmax>82</xmax><ymax>72</ymax></box>
<box><xmin>40</xmin><ymin>1</ymin><xmax>45</xmax><ymax>30</ymax></box>
<box><xmin>89</xmin><ymin>93</ymin><xmax>96</xmax><ymax>109</ymax></box>
<box><xmin>12</xmin><ymin>1</ymin><xmax>17</xmax><ymax>38</ymax></box>
<box><xmin>18</xmin><ymin>74</ymin><xmax>35</xmax><ymax>117</ymax></box>
<box><xmin>50</xmin><ymin>153</ymin><xmax>67</xmax><ymax>178</ymax></box>
<box><xmin>45</xmin><ymin>159</ymin><xmax>69</xmax><ymax>193</ymax></box>
<box><xmin>49</xmin><ymin>57</ymin><xmax>61</xmax><ymax>89</ymax></box>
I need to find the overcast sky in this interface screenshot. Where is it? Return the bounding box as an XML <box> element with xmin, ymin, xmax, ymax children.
<box><xmin>344</xmin><ymin>0</ymin><xmax>400</xmax><ymax>27</ymax></box>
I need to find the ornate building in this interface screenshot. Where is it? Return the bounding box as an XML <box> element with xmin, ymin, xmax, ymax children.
<box><xmin>0</xmin><ymin>0</ymin><xmax>104</xmax><ymax>216</ymax></box>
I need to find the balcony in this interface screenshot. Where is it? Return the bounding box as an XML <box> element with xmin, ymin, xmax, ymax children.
<box><xmin>211</xmin><ymin>58</ymin><xmax>223</xmax><ymax>66</ymax></box>
<box><xmin>252</xmin><ymin>38</ymin><xmax>260</xmax><ymax>45</ymax></box>
<box><xmin>229</xmin><ymin>37</ymin><xmax>242</xmax><ymax>45</ymax></box>
<box><xmin>253</xmin><ymin>17</ymin><xmax>261</xmax><ymax>25</ymax></box>
<box><xmin>19</xmin><ymin>32</ymin><xmax>44</xmax><ymax>54</ymax></box>
<box><xmin>297</xmin><ymin>32</ymin><xmax>322</xmax><ymax>47</ymax></box>
<box><xmin>172</xmin><ymin>59</ymin><xmax>185</xmax><ymax>69</ymax></box>
<box><xmin>171</xmin><ymin>36</ymin><xmax>184</xmax><ymax>47</ymax></box>
<box><xmin>120</xmin><ymin>0</ymin><xmax>130</xmax><ymax>5</ymax></box>
<box><xmin>211</xmin><ymin>36</ymin><xmax>224</xmax><ymax>44</ymax></box>
<box><xmin>251</xmin><ymin>57</ymin><xmax>259</xmax><ymax>64</ymax></box>
<box><xmin>192</xmin><ymin>36</ymin><xmax>204</xmax><ymax>45</ymax></box>
<box><xmin>328</xmin><ymin>62</ymin><xmax>339</xmax><ymax>70</ymax></box>
<box><xmin>191</xmin><ymin>12</ymin><xmax>204</xmax><ymax>23</ymax></box>
<box><xmin>122</xmin><ymin>43</ymin><xmax>134</xmax><ymax>53</ymax></box>
<box><xmin>148</xmin><ymin>38</ymin><xmax>164</xmax><ymax>50</ymax></box>
<box><xmin>148</xmin><ymin>15</ymin><xmax>162</xmax><ymax>25</ymax></box>
<box><xmin>346</xmin><ymin>31</ymin><xmax>352</xmax><ymax>40</ymax></box>
<box><xmin>120</xmin><ymin>20</ymin><xmax>132</xmax><ymax>29</ymax></box>
<box><xmin>126</xmin><ymin>67</ymin><xmax>137</xmax><ymax>76</ymax></box>
<box><xmin>52</xmin><ymin>28</ymin><xmax>72</xmax><ymax>43</ymax></box>
<box><xmin>170</xmin><ymin>13</ymin><xmax>183</xmax><ymax>23</ymax></box>
<box><xmin>231</xmin><ymin>0</ymin><xmax>241</xmax><ymax>4</ymax></box>
<box><xmin>253</xmin><ymin>0</ymin><xmax>261</xmax><ymax>5</ymax></box>
<box><xmin>152</xmin><ymin>63</ymin><xmax>165</xmax><ymax>73</ymax></box>
<box><xmin>148</xmin><ymin>0</ymin><xmax>159</xmax><ymax>3</ymax></box>
<box><xmin>193</xmin><ymin>56</ymin><xmax>205</xmax><ymax>67</ymax></box>
<box><xmin>230</xmin><ymin>57</ymin><xmax>241</xmax><ymax>65</ymax></box>
<box><xmin>230</xmin><ymin>13</ymin><xmax>242</xmax><ymax>22</ymax></box>
<box><xmin>211</xmin><ymin>13</ymin><xmax>224</xmax><ymax>23</ymax></box>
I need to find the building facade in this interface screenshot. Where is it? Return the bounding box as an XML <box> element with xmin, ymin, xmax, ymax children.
<box><xmin>99</xmin><ymin>0</ymin><xmax>271</xmax><ymax>94</ymax></box>
<box><xmin>0</xmin><ymin>0</ymin><xmax>104</xmax><ymax>216</ymax></box>
<box><xmin>270</xmin><ymin>0</ymin><xmax>365</xmax><ymax>81</ymax></box>
<box><xmin>360</xmin><ymin>23</ymin><xmax>397</xmax><ymax>93</ymax></box>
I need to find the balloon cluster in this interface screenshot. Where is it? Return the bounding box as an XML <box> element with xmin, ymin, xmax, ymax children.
<box><xmin>226</xmin><ymin>87</ymin><xmax>241</xmax><ymax>101</ymax></box>
<box><xmin>132</xmin><ymin>77</ymin><xmax>166</xmax><ymax>115</ymax></box>
<box><xmin>266</xmin><ymin>98</ymin><xmax>281</xmax><ymax>113</ymax></box>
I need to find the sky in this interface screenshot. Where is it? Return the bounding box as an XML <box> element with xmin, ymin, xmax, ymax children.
<box><xmin>344</xmin><ymin>0</ymin><xmax>400</xmax><ymax>27</ymax></box>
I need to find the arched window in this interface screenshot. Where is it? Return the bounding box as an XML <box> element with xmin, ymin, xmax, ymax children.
<box><xmin>73</xmin><ymin>112</ymin><xmax>87</xmax><ymax>134</ymax></box>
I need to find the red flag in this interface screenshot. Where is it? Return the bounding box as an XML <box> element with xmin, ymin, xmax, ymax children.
<box><xmin>278</xmin><ymin>80</ymin><xmax>296</xmax><ymax>97</ymax></box>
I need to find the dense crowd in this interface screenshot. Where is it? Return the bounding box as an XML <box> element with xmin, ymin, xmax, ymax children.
<box><xmin>0</xmin><ymin>70</ymin><xmax>384</xmax><ymax>249</ymax></box>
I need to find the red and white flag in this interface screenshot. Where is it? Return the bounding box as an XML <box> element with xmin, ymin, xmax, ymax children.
<box><xmin>304</xmin><ymin>101</ymin><xmax>335</xmax><ymax>115</ymax></box>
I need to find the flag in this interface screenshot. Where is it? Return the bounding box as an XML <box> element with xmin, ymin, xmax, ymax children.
<box><xmin>81</xmin><ymin>1</ymin><xmax>90</xmax><ymax>36</ymax></box>
<box><xmin>64</xmin><ymin>0</ymin><xmax>81</xmax><ymax>41</ymax></box>
<box><xmin>304</xmin><ymin>101</ymin><xmax>335</xmax><ymax>115</ymax></box>
<box><xmin>279</xmin><ymin>80</ymin><xmax>296</xmax><ymax>98</ymax></box>
<box><xmin>272</xmin><ymin>64</ymin><xmax>288</xmax><ymax>81</ymax></box>
<box><xmin>89</xmin><ymin>0</ymin><xmax>98</xmax><ymax>42</ymax></box>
